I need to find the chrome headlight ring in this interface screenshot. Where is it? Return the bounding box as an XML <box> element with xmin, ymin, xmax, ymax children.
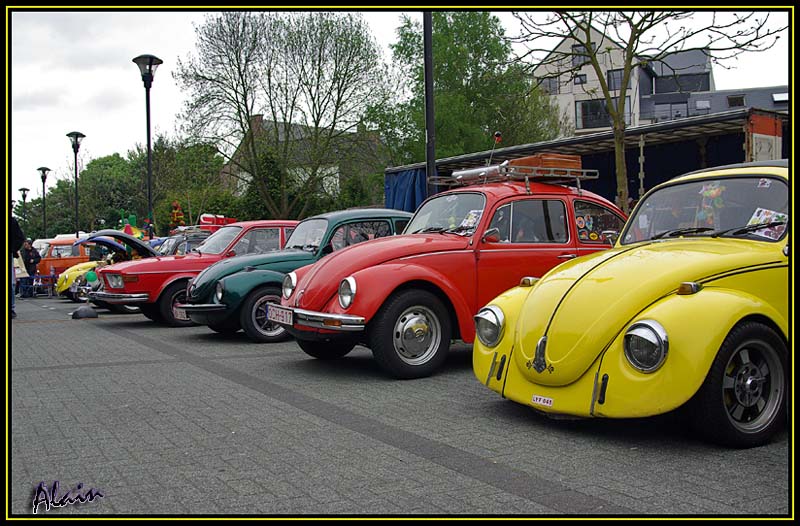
<box><xmin>623</xmin><ymin>320</ymin><xmax>669</xmax><ymax>373</ymax></box>
<box><xmin>282</xmin><ymin>271</ymin><xmax>297</xmax><ymax>299</ymax></box>
<box><xmin>338</xmin><ymin>276</ymin><xmax>357</xmax><ymax>309</ymax></box>
<box><xmin>473</xmin><ymin>305</ymin><xmax>506</xmax><ymax>348</ymax></box>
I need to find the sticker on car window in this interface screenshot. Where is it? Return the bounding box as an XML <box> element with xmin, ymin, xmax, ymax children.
<box><xmin>459</xmin><ymin>210</ymin><xmax>483</xmax><ymax>229</ymax></box>
<box><xmin>748</xmin><ymin>208</ymin><xmax>788</xmax><ymax>240</ymax></box>
<box><xmin>757</xmin><ymin>178</ymin><xmax>772</xmax><ymax>188</ymax></box>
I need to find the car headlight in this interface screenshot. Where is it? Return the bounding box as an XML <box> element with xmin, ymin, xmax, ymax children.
<box><xmin>106</xmin><ymin>274</ymin><xmax>124</xmax><ymax>289</ymax></box>
<box><xmin>338</xmin><ymin>277</ymin><xmax>356</xmax><ymax>309</ymax></box>
<box><xmin>473</xmin><ymin>305</ymin><xmax>505</xmax><ymax>348</ymax></box>
<box><xmin>282</xmin><ymin>272</ymin><xmax>297</xmax><ymax>299</ymax></box>
<box><xmin>215</xmin><ymin>282</ymin><xmax>224</xmax><ymax>302</ymax></box>
<box><xmin>623</xmin><ymin>320</ymin><xmax>668</xmax><ymax>373</ymax></box>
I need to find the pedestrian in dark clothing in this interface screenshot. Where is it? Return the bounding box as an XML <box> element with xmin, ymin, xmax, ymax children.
<box><xmin>19</xmin><ymin>238</ymin><xmax>41</xmax><ymax>298</ymax></box>
<box><xmin>10</xmin><ymin>217</ymin><xmax>25</xmax><ymax>318</ymax></box>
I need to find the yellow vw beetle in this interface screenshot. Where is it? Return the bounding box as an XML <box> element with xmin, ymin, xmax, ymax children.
<box><xmin>473</xmin><ymin>160</ymin><xmax>788</xmax><ymax>448</ymax></box>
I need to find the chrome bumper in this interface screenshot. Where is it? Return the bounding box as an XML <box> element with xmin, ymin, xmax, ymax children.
<box><xmin>89</xmin><ymin>291</ymin><xmax>150</xmax><ymax>303</ymax></box>
<box><xmin>285</xmin><ymin>306</ymin><xmax>366</xmax><ymax>332</ymax></box>
<box><xmin>176</xmin><ymin>303</ymin><xmax>226</xmax><ymax>312</ymax></box>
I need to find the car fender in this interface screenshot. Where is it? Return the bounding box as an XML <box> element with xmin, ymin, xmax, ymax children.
<box><xmin>154</xmin><ymin>272</ymin><xmax>197</xmax><ymax>303</ymax></box>
<box><xmin>330</xmin><ymin>262</ymin><xmax>477</xmax><ymax>341</ymax></box>
<box><xmin>219</xmin><ymin>268</ymin><xmax>286</xmax><ymax>310</ymax></box>
<box><xmin>595</xmin><ymin>286</ymin><xmax>788</xmax><ymax>418</ymax></box>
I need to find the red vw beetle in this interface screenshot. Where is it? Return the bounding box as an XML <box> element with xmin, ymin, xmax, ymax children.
<box><xmin>91</xmin><ymin>220</ymin><xmax>298</xmax><ymax>326</ymax></box>
<box><xmin>272</xmin><ymin>155</ymin><xmax>627</xmax><ymax>378</ymax></box>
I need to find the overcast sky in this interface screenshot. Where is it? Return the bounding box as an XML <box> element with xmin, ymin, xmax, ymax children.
<box><xmin>8</xmin><ymin>9</ymin><xmax>791</xmax><ymax>208</ymax></box>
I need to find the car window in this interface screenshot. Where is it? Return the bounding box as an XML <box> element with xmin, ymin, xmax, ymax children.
<box><xmin>406</xmin><ymin>192</ymin><xmax>486</xmax><ymax>235</ymax></box>
<box><xmin>232</xmin><ymin>228</ymin><xmax>280</xmax><ymax>255</ymax></box>
<box><xmin>574</xmin><ymin>200</ymin><xmax>626</xmax><ymax>244</ymax></box>
<box><xmin>395</xmin><ymin>219</ymin><xmax>409</xmax><ymax>234</ymax></box>
<box><xmin>158</xmin><ymin>238</ymin><xmax>177</xmax><ymax>255</ymax></box>
<box><xmin>50</xmin><ymin>245</ymin><xmax>73</xmax><ymax>258</ymax></box>
<box><xmin>284</xmin><ymin>228</ymin><xmax>295</xmax><ymax>246</ymax></box>
<box><xmin>488</xmin><ymin>200</ymin><xmax>567</xmax><ymax>243</ymax></box>
<box><xmin>329</xmin><ymin>220</ymin><xmax>392</xmax><ymax>251</ymax></box>
<box><xmin>195</xmin><ymin>226</ymin><xmax>242</xmax><ymax>254</ymax></box>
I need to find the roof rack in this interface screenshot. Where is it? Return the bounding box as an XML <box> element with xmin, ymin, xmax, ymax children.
<box><xmin>429</xmin><ymin>155</ymin><xmax>599</xmax><ymax>194</ymax></box>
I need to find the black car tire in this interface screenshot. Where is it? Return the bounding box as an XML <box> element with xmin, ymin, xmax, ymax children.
<box><xmin>240</xmin><ymin>286</ymin><xmax>290</xmax><ymax>343</ymax></box>
<box><xmin>297</xmin><ymin>338</ymin><xmax>356</xmax><ymax>359</ymax></box>
<box><xmin>690</xmin><ymin>321</ymin><xmax>787</xmax><ymax>448</ymax></box>
<box><xmin>158</xmin><ymin>281</ymin><xmax>196</xmax><ymax>327</ymax></box>
<box><xmin>139</xmin><ymin>303</ymin><xmax>163</xmax><ymax>322</ymax></box>
<box><xmin>369</xmin><ymin>289</ymin><xmax>451</xmax><ymax>379</ymax></box>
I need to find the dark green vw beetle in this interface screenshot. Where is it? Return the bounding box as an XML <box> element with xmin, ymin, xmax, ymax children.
<box><xmin>178</xmin><ymin>208</ymin><xmax>411</xmax><ymax>342</ymax></box>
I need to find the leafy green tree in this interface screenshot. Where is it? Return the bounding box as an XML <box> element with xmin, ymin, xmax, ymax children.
<box><xmin>368</xmin><ymin>11</ymin><xmax>566</xmax><ymax>167</ymax></box>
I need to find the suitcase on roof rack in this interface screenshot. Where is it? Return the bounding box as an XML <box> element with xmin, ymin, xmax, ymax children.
<box><xmin>508</xmin><ymin>153</ymin><xmax>582</xmax><ymax>174</ymax></box>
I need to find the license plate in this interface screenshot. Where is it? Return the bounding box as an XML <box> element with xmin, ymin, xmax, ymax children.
<box><xmin>267</xmin><ymin>304</ymin><xmax>293</xmax><ymax>325</ymax></box>
<box><xmin>174</xmin><ymin>307</ymin><xmax>189</xmax><ymax>321</ymax></box>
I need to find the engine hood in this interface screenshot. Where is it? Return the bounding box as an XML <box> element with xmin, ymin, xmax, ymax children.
<box><xmin>294</xmin><ymin>234</ymin><xmax>471</xmax><ymax>309</ymax></box>
<box><xmin>191</xmin><ymin>249</ymin><xmax>315</xmax><ymax>300</ymax></box>
<box><xmin>98</xmin><ymin>252</ymin><xmax>210</xmax><ymax>274</ymax></box>
<box><xmin>514</xmin><ymin>238</ymin><xmax>785</xmax><ymax>386</ymax></box>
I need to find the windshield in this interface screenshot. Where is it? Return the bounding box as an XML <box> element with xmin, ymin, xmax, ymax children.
<box><xmin>285</xmin><ymin>218</ymin><xmax>328</xmax><ymax>252</ymax></box>
<box><xmin>622</xmin><ymin>175</ymin><xmax>788</xmax><ymax>244</ymax></box>
<box><xmin>194</xmin><ymin>226</ymin><xmax>242</xmax><ymax>254</ymax></box>
<box><xmin>405</xmin><ymin>192</ymin><xmax>486</xmax><ymax>235</ymax></box>
<box><xmin>158</xmin><ymin>238</ymin><xmax>177</xmax><ymax>255</ymax></box>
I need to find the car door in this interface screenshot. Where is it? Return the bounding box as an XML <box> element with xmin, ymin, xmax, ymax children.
<box><xmin>476</xmin><ymin>197</ymin><xmax>577</xmax><ymax>310</ymax></box>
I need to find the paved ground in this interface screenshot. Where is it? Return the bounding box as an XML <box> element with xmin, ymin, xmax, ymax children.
<box><xmin>8</xmin><ymin>296</ymin><xmax>792</xmax><ymax>517</ymax></box>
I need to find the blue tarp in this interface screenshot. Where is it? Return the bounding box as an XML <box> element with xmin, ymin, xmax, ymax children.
<box><xmin>384</xmin><ymin>168</ymin><xmax>428</xmax><ymax>212</ymax></box>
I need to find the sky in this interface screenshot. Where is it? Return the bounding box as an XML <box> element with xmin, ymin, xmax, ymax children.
<box><xmin>7</xmin><ymin>8</ymin><xmax>791</xmax><ymax>208</ymax></box>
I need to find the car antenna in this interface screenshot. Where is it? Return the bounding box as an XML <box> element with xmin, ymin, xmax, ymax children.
<box><xmin>486</xmin><ymin>131</ymin><xmax>502</xmax><ymax>167</ymax></box>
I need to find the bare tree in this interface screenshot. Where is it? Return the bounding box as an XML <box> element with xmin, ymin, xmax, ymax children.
<box><xmin>510</xmin><ymin>11</ymin><xmax>787</xmax><ymax>213</ymax></box>
<box><xmin>175</xmin><ymin>11</ymin><xmax>390</xmax><ymax>218</ymax></box>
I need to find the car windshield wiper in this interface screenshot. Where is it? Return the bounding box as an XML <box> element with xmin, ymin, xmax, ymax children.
<box><xmin>650</xmin><ymin>227</ymin><xmax>714</xmax><ymax>240</ymax></box>
<box><xmin>709</xmin><ymin>221</ymin><xmax>787</xmax><ymax>238</ymax></box>
<box><xmin>444</xmin><ymin>225</ymin><xmax>474</xmax><ymax>235</ymax></box>
<box><xmin>411</xmin><ymin>226</ymin><xmax>446</xmax><ymax>234</ymax></box>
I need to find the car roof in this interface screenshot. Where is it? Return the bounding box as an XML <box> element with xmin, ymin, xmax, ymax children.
<box><xmin>304</xmin><ymin>208</ymin><xmax>413</xmax><ymax>222</ymax></box>
<box><xmin>228</xmin><ymin>219</ymin><xmax>300</xmax><ymax>228</ymax></box>
<box><xmin>436</xmin><ymin>180</ymin><xmax>616</xmax><ymax>205</ymax></box>
<box><xmin>670</xmin><ymin>159</ymin><xmax>788</xmax><ymax>184</ymax></box>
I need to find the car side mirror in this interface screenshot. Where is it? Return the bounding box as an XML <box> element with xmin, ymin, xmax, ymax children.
<box><xmin>482</xmin><ymin>227</ymin><xmax>500</xmax><ymax>243</ymax></box>
<box><xmin>225</xmin><ymin>250</ymin><xmax>236</xmax><ymax>258</ymax></box>
<box><xmin>601</xmin><ymin>230</ymin><xmax>619</xmax><ymax>245</ymax></box>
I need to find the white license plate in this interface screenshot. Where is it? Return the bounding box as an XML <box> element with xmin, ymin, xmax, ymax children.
<box><xmin>267</xmin><ymin>304</ymin><xmax>293</xmax><ymax>325</ymax></box>
<box><xmin>174</xmin><ymin>307</ymin><xmax>189</xmax><ymax>321</ymax></box>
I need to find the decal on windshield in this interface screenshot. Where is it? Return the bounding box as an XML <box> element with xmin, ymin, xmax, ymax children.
<box><xmin>459</xmin><ymin>210</ymin><xmax>483</xmax><ymax>229</ymax></box>
<box><xmin>748</xmin><ymin>208</ymin><xmax>788</xmax><ymax>240</ymax></box>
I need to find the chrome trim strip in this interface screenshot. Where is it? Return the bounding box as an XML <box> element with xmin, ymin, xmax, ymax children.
<box><xmin>88</xmin><ymin>291</ymin><xmax>149</xmax><ymax>303</ymax></box>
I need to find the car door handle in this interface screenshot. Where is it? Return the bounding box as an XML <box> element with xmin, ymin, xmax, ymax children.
<box><xmin>557</xmin><ymin>254</ymin><xmax>577</xmax><ymax>259</ymax></box>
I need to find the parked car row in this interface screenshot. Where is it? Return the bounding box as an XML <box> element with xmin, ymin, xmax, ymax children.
<box><xmin>67</xmin><ymin>156</ymin><xmax>786</xmax><ymax>448</ymax></box>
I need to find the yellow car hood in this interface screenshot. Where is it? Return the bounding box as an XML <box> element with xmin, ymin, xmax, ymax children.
<box><xmin>514</xmin><ymin>238</ymin><xmax>783</xmax><ymax>386</ymax></box>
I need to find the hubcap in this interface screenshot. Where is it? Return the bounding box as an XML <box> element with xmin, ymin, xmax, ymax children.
<box><xmin>253</xmin><ymin>295</ymin><xmax>284</xmax><ymax>337</ymax></box>
<box><xmin>722</xmin><ymin>341</ymin><xmax>783</xmax><ymax>432</ymax></box>
<box><xmin>392</xmin><ymin>305</ymin><xmax>441</xmax><ymax>365</ymax></box>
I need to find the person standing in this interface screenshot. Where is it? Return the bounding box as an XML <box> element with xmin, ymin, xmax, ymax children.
<box><xmin>10</xmin><ymin>216</ymin><xmax>24</xmax><ymax>318</ymax></box>
<box><xmin>19</xmin><ymin>238</ymin><xmax>41</xmax><ymax>298</ymax></box>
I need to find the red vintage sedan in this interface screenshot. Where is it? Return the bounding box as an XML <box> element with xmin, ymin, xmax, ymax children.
<box><xmin>91</xmin><ymin>220</ymin><xmax>298</xmax><ymax>326</ymax></box>
<box><xmin>272</xmin><ymin>156</ymin><xmax>627</xmax><ymax>378</ymax></box>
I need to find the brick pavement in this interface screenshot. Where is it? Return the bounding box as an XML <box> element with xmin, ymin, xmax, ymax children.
<box><xmin>8</xmin><ymin>296</ymin><xmax>792</xmax><ymax>517</ymax></box>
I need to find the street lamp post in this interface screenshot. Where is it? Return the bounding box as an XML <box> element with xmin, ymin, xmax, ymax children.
<box><xmin>18</xmin><ymin>187</ymin><xmax>29</xmax><ymax>227</ymax></box>
<box><xmin>38</xmin><ymin>167</ymin><xmax>50</xmax><ymax>238</ymax></box>
<box><xmin>133</xmin><ymin>54</ymin><xmax>163</xmax><ymax>239</ymax></box>
<box><xmin>66</xmin><ymin>131</ymin><xmax>85</xmax><ymax>238</ymax></box>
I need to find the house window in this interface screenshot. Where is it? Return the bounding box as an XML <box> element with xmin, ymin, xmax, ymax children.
<box><xmin>575</xmin><ymin>97</ymin><xmax>631</xmax><ymax>129</ymax></box>
<box><xmin>574</xmin><ymin>74</ymin><xmax>587</xmax><ymax>85</ymax></box>
<box><xmin>540</xmin><ymin>77</ymin><xmax>560</xmax><ymax>95</ymax></box>
<box><xmin>727</xmin><ymin>95</ymin><xmax>746</xmax><ymax>108</ymax></box>
<box><xmin>653</xmin><ymin>102</ymin><xmax>688</xmax><ymax>121</ymax></box>
<box><xmin>606</xmin><ymin>69</ymin><xmax>629</xmax><ymax>91</ymax></box>
<box><xmin>772</xmin><ymin>93</ymin><xmax>788</xmax><ymax>103</ymax></box>
<box><xmin>571</xmin><ymin>43</ymin><xmax>596</xmax><ymax>67</ymax></box>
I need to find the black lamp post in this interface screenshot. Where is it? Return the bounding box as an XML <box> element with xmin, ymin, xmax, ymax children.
<box><xmin>38</xmin><ymin>166</ymin><xmax>50</xmax><ymax>238</ymax></box>
<box><xmin>18</xmin><ymin>187</ymin><xmax>29</xmax><ymax>227</ymax></box>
<box><xmin>133</xmin><ymin>54</ymin><xmax>163</xmax><ymax>239</ymax></box>
<box><xmin>66</xmin><ymin>131</ymin><xmax>85</xmax><ymax>238</ymax></box>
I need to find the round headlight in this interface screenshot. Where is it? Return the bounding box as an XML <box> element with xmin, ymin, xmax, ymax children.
<box><xmin>473</xmin><ymin>305</ymin><xmax>505</xmax><ymax>348</ymax></box>
<box><xmin>338</xmin><ymin>277</ymin><xmax>356</xmax><ymax>309</ymax></box>
<box><xmin>623</xmin><ymin>320</ymin><xmax>668</xmax><ymax>373</ymax></box>
<box><xmin>215</xmin><ymin>282</ymin><xmax>224</xmax><ymax>302</ymax></box>
<box><xmin>282</xmin><ymin>272</ymin><xmax>297</xmax><ymax>299</ymax></box>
